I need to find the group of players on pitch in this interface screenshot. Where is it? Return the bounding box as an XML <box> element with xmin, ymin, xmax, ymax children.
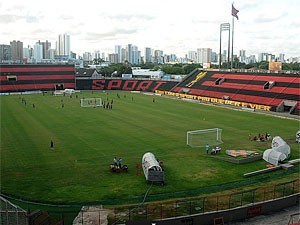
<box><xmin>206</xmin><ymin>144</ymin><xmax>221</xmax><ymax>155</ymax></box>
<box><xmin>110</xmin><ymin>157</ymin><xmax>128</xmax><ymax>173</ymax></box>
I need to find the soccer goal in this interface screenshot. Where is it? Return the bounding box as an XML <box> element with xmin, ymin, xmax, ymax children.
<box><xmin>187</xmin><ymin>128</ymin><xmax>223</xmax><ymax>147</ymax></box>
<box><xmin>80</xmin><ymin>98</ymin><xmax>102</xmax><ymax>107</ymax></box>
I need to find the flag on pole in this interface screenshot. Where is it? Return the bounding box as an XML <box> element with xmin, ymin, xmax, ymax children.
<box><xmin>232</xmin><ymin>4</ymin><xmax>239</xmax><ymax>20</ymax></box>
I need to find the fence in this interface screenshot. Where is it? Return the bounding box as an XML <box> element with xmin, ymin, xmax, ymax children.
<box><xmin>1</xmin><ymin>176</ymin><xmax>299</xmax><ymax>225</ymax></box>
<box><xmin>108</xmin><ymin>179</ymin><xmax>299</xmax><ymax>224</ymax></box>
<box><xmin>0</xmin><ymin>196</ymin><xmax>28</xmax><ymax>225</ymax></box>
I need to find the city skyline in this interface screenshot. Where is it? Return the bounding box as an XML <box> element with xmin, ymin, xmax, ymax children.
<box><xmin>1</xmin><ymin>0</ymin><xmax>299</xmax><ymax>59</ymax></box>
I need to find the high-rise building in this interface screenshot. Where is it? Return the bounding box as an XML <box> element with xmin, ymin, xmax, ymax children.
<box><xmin>56</xmin><ymin>34</ymin><xmax>70</xmax><ymax>58</ymax></box>
<box><xmin>144</xmin><ymin>47</ymin><xmax>153</xmax><ymax>63</ymax></box>
<box><xmin>154</xmin><ymin>50</ymin><xmax>164</xmax><ymax>64</ymax></box>
<box><xmin>83</xmin><ymin>52</ymin><xmax>92</xmax><ymax>61</ymax></box>
<box><xmin>132</xmin><ymin>46</ymin><xmax>140</xmax><ymax>64</ymax></box>
<box><xmin>10</xmin><ymin>40</ymin><xmax>23</xmax><ymax>63</ymax></box>
<box><xmin>126</xmin><ymin>44</ymin><xmax>133</xmax><ymax>63</ymax></box>
<box><xmin>258</xmin><ymin>53</ymin><xmax>268</xmax><ymax>62</ymax></box>
<box><xmin>188</xmin><ymin>51</ymin><xmax>197</xmax><ymax>62</ymax></box>
<box><xmin>197</xmin><ymin>48</ymin><xmax>212</xmax><ymax>64</ymax></box>
<box><xmin>93</xmin><ymin>50</ymin><xmax>101</xmax><ymax>60</ymax></box>
<box><xmin>48</xmin><ymin>49</ymin><xmax>56</xmax><ymax>59</ymax></box>
<box><xmin>278</xmin><ymin>53</ymin><xmax>285</xmax><ymax>62</ymax></box>
<box><xmin>0</xmin><ymin>44</ymin><xmax>11</xmax><ymax>62</ymax></box>
<box><xmin>101</xmin><ymin>52</ymin><xmax>106</xmax><ymax>61</ymax></box>
<box><xmin>37</xmin><ymin>40</ymin><xmax>51</xmax><ymax>59</ymax></box>
<box><xmin>239</xmin><ymin>49</ymin><xmax>246</xmax><ymax>63</ymax></box>
<box><xmin>246</xmin><ymin>55</ymin><xmax>256</xmax><ymax>64</ymax></box>
<box><xmin>108</xmin><ymin>53</ymin><xmax>119</xmax><ymax>64</ymax></box>
<box><xmin>115</xmin><ymin>45</ymin><xmax>122</xmax><ymax>63</ymax></box>
<box><xmin>23</xmin><ymin>47</ymin><xmax>30</xmax><ymax>60</ymax></box>
<box><xmin>211</xmin><ymin>52</ymin><xmax>218</xmax><ymax>63</ymax></box>
<box><xmin>33</xmin><ymin>43</ymin><xmax>43</xmax><ymax>63</ymax></box>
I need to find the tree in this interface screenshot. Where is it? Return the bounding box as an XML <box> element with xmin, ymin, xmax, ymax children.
<box><xmin>258</xmin><ymin>61</ymin><xmax>269</xmax><ymax>70</ymax></box>
<box><xmin>283</xmin><ymin>62</ymin><xmax>300</xmax><ymax>71</ymax></box>
<box><xmin>183</xmin><ymin>64</ymin><xmax>201</xmax><ymax>74</ymax></box>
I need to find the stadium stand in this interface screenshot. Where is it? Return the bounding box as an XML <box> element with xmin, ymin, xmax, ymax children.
<box><xmin>1</xmin><ymin>64</ymin><xmax>299</xmax><ymax>114</ymax></box>
<box><xmin>0</xmin><ymin>64</ymin><xmax>75</xmax><ymax>92</ymax></box>
<box><xmin>171</xmin><ymin>69</ymin><xmax>300</xmax><ymax>115</ymax></box>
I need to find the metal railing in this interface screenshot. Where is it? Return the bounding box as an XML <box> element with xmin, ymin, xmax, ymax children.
<box><xmin>108</xmin><ymin>179</ymin><xmax>299</xmax><ymax>224</ymax></box>
<box><xmin>0</xmin><ymin>196</ymin><xmax>27</xmax><ymax>225</ymax></box>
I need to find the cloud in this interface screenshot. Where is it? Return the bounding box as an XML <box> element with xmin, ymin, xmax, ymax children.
<box><xmin>254</xmin><ymin>13</ymin><xmax>285</xmax><ymax>23</ymax></box>
<box><xmin>109</xmin><ymin>13</ymin><xmax>155</xmax><ymax>21</ymax></box>
<box><xmin>0</xmin><ymin>0</ymin><xmax>298</xmax><ymax>58</ymax></box>
<box><xmin>58</xmin><ymin>14</ymin><xmax>74</xmax><ymax>20</ymax></box>
<box><xmin>0</xmin><ymin>12</ymin><xmax>41</xmax><ymax>24</ymax></box>
<box><xmin>0</xmin><ymin>14</ymin><xmax>21</xmax><ymax>23</ymax></box>
<box><xmin>84</xmin><ymin>28</ymin><xmax>139</xmax><ymax>42</ymax></box>
<box><xmin>25</xmin><ymin>15</ymin><xmax>41</xmax><ymax>23</ymax></box>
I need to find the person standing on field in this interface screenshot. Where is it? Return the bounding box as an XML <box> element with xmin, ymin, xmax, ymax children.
<box><xmin>50</xmin><ymin>140</ymin><xmax>54</xmax><ymax>150</ymax></box>
<box><xmin>205</xmin><ymin>144</ymin><xmax>210</xmax><ymax>154</ymax></box>
<box><xmin>113</xmin><ymin>157</ymin><xmax>118</xmax><ymax>166</ymax></box>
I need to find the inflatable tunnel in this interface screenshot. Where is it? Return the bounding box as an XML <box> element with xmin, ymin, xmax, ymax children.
<box><xmin>142</xmin><ymin>152</ymin><xmax>164</xmax><ymax>184</ymax></box>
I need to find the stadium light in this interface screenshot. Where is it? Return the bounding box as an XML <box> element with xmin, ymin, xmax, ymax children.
<box><xmin>219</xmin><ymin>23</ymin><xmax>231</xmax><ymax>69</ymax></box>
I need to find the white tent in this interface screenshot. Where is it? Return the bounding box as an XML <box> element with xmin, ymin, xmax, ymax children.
<box><xmin>296</xmin><ymin>131</ymin><xmax>300</xmax><ymax>143</ymax></box>
<box><xmin>263</xmin><ymin>149</ymin><xmax>287</xmax><ymax>166</ymax></box>
<box><xmin>271</xmin><ymin>136</ymin><xmax>291</xmax><ymax>158</ymax></box>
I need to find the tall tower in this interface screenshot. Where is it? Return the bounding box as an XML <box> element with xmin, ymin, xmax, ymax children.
<box><xmin>115</xmin><ymin>45</ymin><xmax>122</xmax><ymax>63</ymax></box>
<box><xmin>10</xmin><ymin>40</ymin><xmax>23</xmax><ymax>63</ymax></box>
<box><xmin>126</xmin><ymin>44</ymin><xmax>132</xmax><ymax>63</ymax></box>
<box><xmin>144</xmin><ymin>47</ymin><xmax>152</xmax><ymax>63</ymax></box>
<box><xmin>132</xmin><ymin>45</ymin><xmax>139</xmax><ymax>64</ymax></box>
<box><xmin>0</xmin><ymin>45</ymin><xmax>11</xmax><ymax>62</ymax></box>
<box><xmin>154</xmin><ymin>50</ymin><xmax>163</xmax><ymax>64</ymax></box>
<box><xmin>93</xmin><ymin>50</ymin><xmax>101</xmax><ymax>60</ymax></box>
<box><xmin>239</xmin><ymin>50</ymin><xmax>246</xmax><ymax>63</ymax></box>
<box><xmin>40</xmin><ymin>40</ymin><xmax>51</xmax><ymax>59</ymax></box>
<box><xmin>56</xmin><ymin>34</ymin><xmax>70</xmax><ymax>58</ymax></box>
<box><xmin>33</xmin><ymin>43</ymin><xmax>43</xmax><ymax>63</ymax></box>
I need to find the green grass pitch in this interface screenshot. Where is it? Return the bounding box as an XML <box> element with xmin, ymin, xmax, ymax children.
<box><xmin>1</xmin><ymin>91</ymin><xmax>299</xmax><ymax>204</ymax></box>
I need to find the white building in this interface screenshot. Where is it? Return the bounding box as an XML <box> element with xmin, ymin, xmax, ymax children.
<box><xmin>239</xmin><ymin>50</ymin><xmax>246</xmax><ymax>63</ymax></box>
<box><xmin>23</xmin><ymin>47</ymin><xmax>31</xmax><ymax>60</ymax></box>
<box><xmin>115</xmin><ymin>45</ymin><xmax>122</xmax><ymax>63</ymax></box>
<box><xmin>278</xmin><ymin>53</ymin><xmax>285</xmax><ymax>62</ymax></box>
<box><xmin>197</xmin><ymin>48</ymin><xmax>212</xmax><ymax>64</ymax></box>
<box><xmin>132</xmin><ymin>45</ymin><xmax>140</xmax><ymax>64</ymax></box>
<box><xmin>188</xmin><ymin>51</ymin><xmax>197</xmax><ymax>61</ymax></box>
<box><xmin>83</xmin><ymin>52</ymin><xmax>92</xmax><ymax>61</ymax></box>
<box><xmin>93</xmin><ymin>50</ymin><xmax>101</xmax><ymax>60</ymax></box>
<box><xmin>246</xmin><ymin>55</ymin><xmax>257</xmax><ymax>64</ymax></box>
<box><xmin>33</xmin><ymin>43</ymin><xmax>43</xmax><ymax>63</ymax></box>
<box><xmin>126</xmin><ymin>44</ymin><xmax>133</xmax><ymax>63</ymax></box>
<box><xmin>154</xmin><ymin>50</ymin><xmax>164</xmax><ymax>64</ymax></box>
<box><xmin>56</xmin><ymin>33</ymin><xmax>70</xmax><ymax>58</ymax></box>
<box><xmin>144</xmin><ymin>47</ymin><xmax>153</xmax><ymax>63</ymax></box>
<box><xmin>131</xmin><ymin>67</ymin><xmax>164</xmax><ymax>79</ymax></box>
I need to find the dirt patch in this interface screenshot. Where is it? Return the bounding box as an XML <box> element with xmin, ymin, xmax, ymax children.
<box><xmin>73</xmin><ymin>206</ymin><xmax>113</xmax><ymax>225</ymax></box>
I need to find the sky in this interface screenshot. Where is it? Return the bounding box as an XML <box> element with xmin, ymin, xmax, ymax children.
<box><xmin>1</xmin><ymin>0</ymin><xmax>299</xmax><ymax>59</ymax></box>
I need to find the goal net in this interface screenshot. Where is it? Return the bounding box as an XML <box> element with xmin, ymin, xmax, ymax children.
<box><xmin>187</xmin><ymin>128</ymin><xmax>223</xmax><ymax>147</ymax></box>
<box><xmin>80</xmin><ymin>98</ymin><xmax>102</xmax><ymax>107</ymax></box>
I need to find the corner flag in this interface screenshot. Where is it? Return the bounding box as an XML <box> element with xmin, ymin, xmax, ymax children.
<box><xmin>232</xmin><ymin>4</ymin><xmax>239</xmax><ymax>20</ymax></box>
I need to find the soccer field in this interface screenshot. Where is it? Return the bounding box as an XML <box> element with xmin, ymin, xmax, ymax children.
<box><xmin>1</xmin><ymin>91</ymin><xmax>299</xmax><ymax>204</ymax></box>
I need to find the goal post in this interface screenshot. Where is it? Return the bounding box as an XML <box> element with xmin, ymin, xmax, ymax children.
<box><xmin>80</xmin><ymin>98</ymin><xmax>102</xmax><ymax>107</ymax></box>
<box><xmin>187</xmin><ymin>128</ymin><xmax>223</xmax><ymax>147</ymax></box>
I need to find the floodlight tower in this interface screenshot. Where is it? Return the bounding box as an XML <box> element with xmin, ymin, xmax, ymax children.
<box><xmin>219</xmin><ymin>23</ymin><xmax>230</xmax><ymax>69</ymax></box>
